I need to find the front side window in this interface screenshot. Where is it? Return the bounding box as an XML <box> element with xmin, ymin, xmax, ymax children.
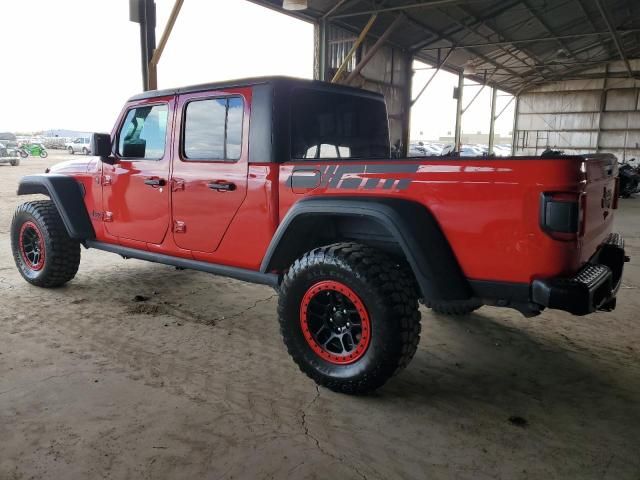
<box><xmin>118</xmin><ymin>104</ymin><xmax>168</xmax><ymax>160</ymax></box>
<box><xmin>183</xmin><ymin>97</ymin><xmax>243</xmax><ymax>161</ymax></box>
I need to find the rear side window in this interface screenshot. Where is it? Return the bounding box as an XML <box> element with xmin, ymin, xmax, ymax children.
<box><xmin>118</xmin><ymin>104</ymin><xmax>168</xmax><ymax>160</ymax></box>
<box><xmin>183</xmin><ymin>97</ymin><xmax>243</xmax><ymax>161</ymax></box>
<box><xmin>291</xmin><ymin>89</ymin><xmax>390</xmax><ymax>160</ymax></box>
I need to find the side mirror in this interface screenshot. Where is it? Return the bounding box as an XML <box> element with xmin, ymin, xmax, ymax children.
<box><xmin>91</xmin><ymin>133</ymin><xmax>117</xmax><ymax>163</ymax></box>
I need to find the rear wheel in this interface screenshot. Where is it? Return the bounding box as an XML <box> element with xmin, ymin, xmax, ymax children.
<box><xmin>10</xmin><ymin>158</ymin><xmax>19</xmax><ymax>166</ymax></box>
<box><xmin>278</xmin><ymin>242</ymin><xmax>421</xmax><ymax>394</ymax></box>
<box><xmin>11</xmin><ymin>200</ymin><xmax>81</xmax><ymax>287</ymax></box>
<box><xmin>82</xmin><ymin>147</ymin><xmax>89</xmax><ymax>155</ymax></box>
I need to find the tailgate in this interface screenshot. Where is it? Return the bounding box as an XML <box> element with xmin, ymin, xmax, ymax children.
<box><xmin>581</xmin><ymin>154</ymin><xmax>618</xmax><ymax>263</ymax></box>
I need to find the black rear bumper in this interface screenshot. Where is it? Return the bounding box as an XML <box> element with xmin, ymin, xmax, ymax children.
<box><xmin>531</xmin><ymin>233</ymin><xmax>628</xmax><ymax>315</ymax></box>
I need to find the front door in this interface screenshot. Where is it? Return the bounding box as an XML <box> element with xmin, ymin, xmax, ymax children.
<box><xmin>102</xmin><ymin>96</ymin><xmax>174</xmax><ymax>244</ymax></box>
<box><xmin>170</xmin><ymin>90</ymin><xmax>249</xmax><ymax>253</ymax></box>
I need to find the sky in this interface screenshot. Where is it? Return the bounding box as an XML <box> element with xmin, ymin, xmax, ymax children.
<box><xmin>0</xmin><ymin>0</ymin><xmax>514</xmax><ymax>140</ymax></box>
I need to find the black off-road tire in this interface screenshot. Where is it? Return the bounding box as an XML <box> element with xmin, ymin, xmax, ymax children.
<box><xmin>11</xmin><ymin>200</ymin><xmax>81</xmax><ymax>288</ymax></box>
<box><xmin>278</xmin><ymin>242</ymin><xmax>421</xmax><ymax>394</ymax></box>
<box><xmin>425</xmin><ymin>299</ymin><xmax>482</xmax><ymax>315</ymax></box>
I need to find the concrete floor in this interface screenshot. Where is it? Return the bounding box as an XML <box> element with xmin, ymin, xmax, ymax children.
<box><xmin>1</xmin><ymin>152</ymin><xmax>639</xmax><ymax>480</ymax></box>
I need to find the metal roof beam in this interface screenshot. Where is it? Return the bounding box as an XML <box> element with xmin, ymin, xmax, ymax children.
<box><xmin>322</xmin><ymin>0</ymin><xmax>357</xmax><ymax>19</ymax></box>
<box><xmin>403</xmin><ymin>12</ymin><xmax>529</xmax><ymax>82</ymax></box>
<box><xmin>519</xmin><ymin>0</ymin><xmax>575</xmax><ymax>65</ymax></box>
<box><xmin>436</xmin><ymin>6</ymin><xmax>534</xmax><ymax>72</ymax></box>
<box><xmin>329</xmin><ymin>0</ymin><xmax>474</xmax><ymax>19</ymax></box>
<box><xmin>594</xmin><ymin>0</ymin><xmax>634</xmax><ymax>78</ymax></box>
<box><xmin>409</xmin><ymin>0</ymin><xmax>522</xmax><ymax>51</ymax></box>
<box><xmin>573</xmin><ymin>0</ymin><xmax>598</xmax><ymax>32</ymax></box>
<box><xmin>416</xmin><ymin>29</ymin><xmax>640</xmax><ymax>51</ymax></box>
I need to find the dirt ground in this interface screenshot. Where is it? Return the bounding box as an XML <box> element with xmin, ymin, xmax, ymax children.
<box><xmin>0</xmin><ymin>151</ymin><xmax>639</xmax><ymax>480</ymax></box>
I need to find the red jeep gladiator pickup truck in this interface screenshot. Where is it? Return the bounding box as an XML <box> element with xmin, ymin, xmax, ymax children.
<box><xmin>11</xmin><ymin>77</ymin><xmax>628</xmax><ymax>393</ymax></box>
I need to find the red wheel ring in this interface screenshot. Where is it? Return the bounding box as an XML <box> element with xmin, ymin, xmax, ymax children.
<box><xmin>19</xmin><ymin>221</ymin><xmax>46</xmax><ymax>271</ymax></box>
<box><xmin>300</xmin><ymin>280</ymin><xmax>371</xmax><ymax>365</ymax></box>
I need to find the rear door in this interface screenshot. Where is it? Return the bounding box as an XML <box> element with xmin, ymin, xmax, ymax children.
<box><xmin>102</xmin><ymin>96</ymin><xmax>174</xmax><ymax>244</ymax></box>
<box><xmin>170</xmin><ymin>89</ymin><xmax>249</xmax><ymax>252</ymax></box>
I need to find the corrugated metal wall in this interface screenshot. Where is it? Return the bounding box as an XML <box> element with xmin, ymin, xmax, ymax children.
<box><xmin>315</xmin><ymin>23</ymin><xmax>411</xmax><ymax>150</ymax></box>
<box><xmin>514</xmin><ymin>59</ymin><xmax>640</xmax><ymax>161</ymax></box>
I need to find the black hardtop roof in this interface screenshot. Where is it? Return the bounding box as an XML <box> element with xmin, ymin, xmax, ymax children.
<box><xmin>128</xmin><ymin>75</ymin><xmax>385</xmax><ymax>102</ymax></box>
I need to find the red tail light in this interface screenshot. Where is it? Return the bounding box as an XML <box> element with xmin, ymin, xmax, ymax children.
<box><xmin>540</xmin><ymin>192</ymin><xmax>585</xmax><ymax>241</ymax></box>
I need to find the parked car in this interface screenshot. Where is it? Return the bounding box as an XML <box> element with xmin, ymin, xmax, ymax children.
<box><xmin>459</xmin><ymin>145</ymin><xmax>485</xmax><ymax>156</ymax></box>
<box><xmin>0</xmin><ymin>142</ymin><xmax>20</xmax><ymax>166</ymax></box>
<box><xmin>66</xmin><ymin>137</ymin><xmax>91</xmax><ymax>155</ymax></box>
<box><xmin>493</xmin><ymin>145</ymin><xmax>511</xmax><ymax>156</ymax></box>
<box><xmin>10</xmin><ymin>76</ymin><xmax>628</xmax><ymax>394</ymax></box>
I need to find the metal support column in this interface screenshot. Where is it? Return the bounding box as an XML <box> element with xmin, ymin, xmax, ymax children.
<box><xmin>130</xmin><ymin>0</ymin><xmax>156</xmax><ymax>91</ymax></box>
<box><xmin>488</xmin><ymin>87</ymin><xmax>497</xmax><ymax>154</ymax></box>
<box><xmin>596</xmin><ymin>63</ymin><xmax>609</xmax><ymax>152</ymax></box>
<box><xmin>454</xmin><ymin>72</ymin><xmax>464</xmax><ymax>150</ymax></box>
<box><xmin>317</xmin><ymin>19</ymin><xmax>328</xmax><ymax>81</ymax></box>
<box><xmin>400</xmin><ymin>55</ymin><xmax>413</xmax><ymax>157</ymax></box>
<box><xmin>511</xmin><ymin>95</ymin><xmax>520</xmax><ymax>153</ymax></box>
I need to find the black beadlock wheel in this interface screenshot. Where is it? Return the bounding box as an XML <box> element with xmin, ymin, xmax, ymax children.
<box><xmin>11</xmin><ymin>200</ymin><xmax>81</xmax><ymax>288</ymax></box>
<box><xmin>278</xmin><ymin>242</ymin><xmax>421</xmax><ymax>394</ymax></box>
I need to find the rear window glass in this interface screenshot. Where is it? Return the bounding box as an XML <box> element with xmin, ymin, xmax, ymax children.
<box><xmin>183</xmin><ymin>97</ymin><xmax>243</xmax><ymax>161</ymax></box>
<box><xmin>291</xmin><ymin>89</ymin><xmax>389</xmax><ymax>160</ymax></box>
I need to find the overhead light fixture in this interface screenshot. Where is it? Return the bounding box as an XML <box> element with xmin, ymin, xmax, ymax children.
<box><xmin>283</xmin><ymin>0</ymin><xmax>307</xmax><ymax>10</ymax></box>
<box><xmin>463</xmin><ymin>63</ymin><xmax>477</xmax><ymax>75</ymax></box>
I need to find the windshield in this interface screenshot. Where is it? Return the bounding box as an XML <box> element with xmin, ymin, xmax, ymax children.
<box><xmin>291</xmin><ymin>89</ymin><xmax>390</xmax><ymax>160</ymax></box>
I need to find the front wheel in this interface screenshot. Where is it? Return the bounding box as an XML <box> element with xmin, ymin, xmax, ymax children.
<box><xmin>278</xmin><ymin>243</ymin><xmax>421</xmax><ymax>394</ymax></box>
<box><xmin>11</xmin><ymin>200</ymin><xmax>81</xmax><ymax>287</ymax></box>
<box><xmin>19</xmin><ymin>149</ymin><xmax>28</xmax><ymax>158</ymax></box>
<box><xmin>40</xmin><ymin>150</ymin><xmax>48</xmax><ymax>158</ymax></box>
<box><xmin>68</xmin><ymin>147</ymin><xmax>74</xmax><ymax>155</ymax></box>
<box><xmin>10</xmin><ymin>158</ymin><xmax>20</xmax><ymax>166</ymax></box>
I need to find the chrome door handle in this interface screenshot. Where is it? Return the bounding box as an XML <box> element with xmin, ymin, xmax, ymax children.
<box><xmin>208</xmin><ymin>181</ymin><xmax>236</xmax><ymax>192</ymax></box>
<box><xmin>144</xmin><ymin>178</ymin><xmax>166</xmax><ymax>187</ymax></box>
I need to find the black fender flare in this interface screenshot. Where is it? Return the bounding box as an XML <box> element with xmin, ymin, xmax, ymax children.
<box><xmin>17</xmin><ymin>174</ymin><xmax>95</xmax><ymax>240</ymax></box>
<box><xmin>261</xmin><ymin>197</ymin><xmax>472</xmax><ymax>302</ymax></box>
